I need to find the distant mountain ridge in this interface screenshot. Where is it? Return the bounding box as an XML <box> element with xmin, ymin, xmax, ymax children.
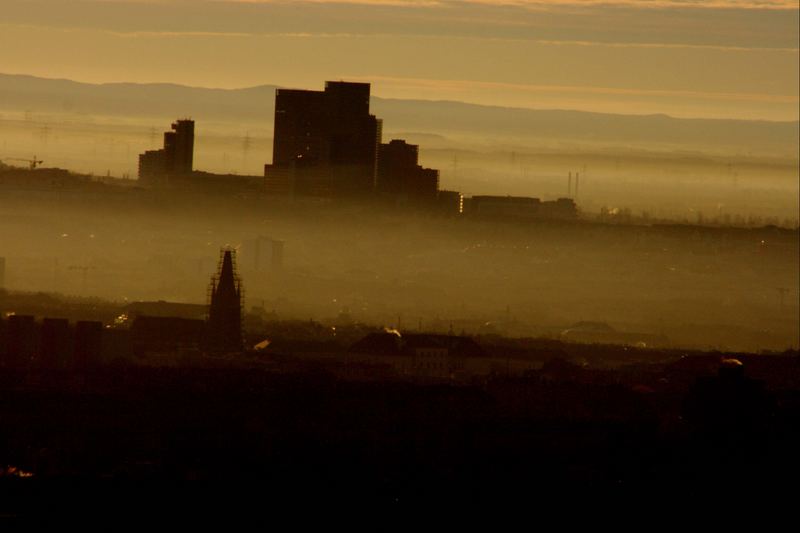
<box><xmin>1</xmin><ymin>73</ymin><xmax>797</xmax><ymax>156</ymax></box>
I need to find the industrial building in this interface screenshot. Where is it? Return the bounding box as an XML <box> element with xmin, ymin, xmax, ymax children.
<box><xmin>128</xmin><ymin>84</ymin><xmax>584</xmax><ymax>221</ymax></box>
<box><xmin>437</xmin><ymin>190</ymin><xmax>464</xmax><ymax>215</ymax></box>
<box><xmin>468</xmin><ymin>195</ymin><xmax>578</xmax><ymax>220</ymax></box>
<box><xmin>0</xmin><ymin>315</ymin><xmax>112</xmax><ymax>370</ymax></box>
<box><xmin>348</xmin><ymin>331</ymin><xmax>485</xmax><ymax>379</ymax></box>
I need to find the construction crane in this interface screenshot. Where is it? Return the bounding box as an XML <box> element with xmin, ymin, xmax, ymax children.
<box><xmin>1</xmin><ymin>156</ymin><xmax>43</xmax><ymax>170</ymax></box>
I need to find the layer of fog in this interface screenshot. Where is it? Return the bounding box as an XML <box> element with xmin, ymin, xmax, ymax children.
<box><xmin>0</xmin><ymin>112</ymin><xmax>797</xmax><ymax>224</ymax></box>
<box><xmin>1</xmin><ymin>194</ymin><xmax>797</xmax><ymax>353</ymax></box>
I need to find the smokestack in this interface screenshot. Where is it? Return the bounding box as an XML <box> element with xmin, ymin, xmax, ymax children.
<box><xmin>568</xmin><ymin>172</ymin><xmax>572</xmax><ymax>197</ymax></box>
<box><xmin>575</xmin><ymin>172</ymin><xmax>580</xmax><ymax>199</ymax></box>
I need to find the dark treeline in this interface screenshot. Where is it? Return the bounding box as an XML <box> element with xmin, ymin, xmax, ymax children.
<box><xmin>0</xmin><ymin>353</ymin><xmax>798</xmax><ymax>511</ymax></box>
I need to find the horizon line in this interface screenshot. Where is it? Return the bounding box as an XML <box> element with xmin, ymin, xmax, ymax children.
<box><xmin>1</xmin><ymin>71</ymin><xmax>798</xmax><ymax>124</ymax></box>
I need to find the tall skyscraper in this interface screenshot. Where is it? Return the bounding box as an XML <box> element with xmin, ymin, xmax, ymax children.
<box><xmin>265</xmin><ymin>81</ymin><xmax>381</xmax><ymax>196</ymax></box>
<box><xmin>138</xmin><ymin>119</ymin><xmax>194</xmax><ymax>185</ymax></box>
<box><xmin>206</xmin><ymin>248</ymin><xmax>243</xmax><ymax>353</ymax></box>
<box><xmin>377</xmin><ymin>139</ymin><xmax>439</xmax><ymax>201</ymax></box>
<box><xmin>164</xmin><ymin>119</ymin><xmax>194</xmax><ymax>175</ymax></box>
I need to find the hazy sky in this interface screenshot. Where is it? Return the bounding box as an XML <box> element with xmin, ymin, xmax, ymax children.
<box><xmin>1</xmin><ymin>0</ymin><xmax>797</xmax><ymax>120</ymax></box>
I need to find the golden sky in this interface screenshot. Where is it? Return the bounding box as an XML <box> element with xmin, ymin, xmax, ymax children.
<box><xmin>1</xmin><ymin>0</ymin><xmax>797</xmax><ymax>120</ymax></box>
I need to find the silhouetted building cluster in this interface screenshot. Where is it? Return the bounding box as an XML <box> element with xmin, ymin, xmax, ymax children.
<box><xmin>131</xmin><ymin>83</ymin><xmax>583</xmax><ymax>218</ymax></box>
<box><xmin>264</xmin><ymin>81</ymin><xmax>451</xmax><ymax>208</ymax></box>
<box><xmin>0</xmin><ymin>314</ymin><xmax>121</xmax><ymax>369</ymax></box>
<box><xmin>0</xmin><ymin>249</ymin><xmax>246</xmax><ymax>362</ymax></box>
<box><xmin>138</xmin><ymin>119</ymin><xmax>194</xmax><ymax>185</ymax></box>
<box><xmin>264</xmin><ymin>82</ymin><xmax>381</xmax><ymax>197</ymax></box>
<box><xmin>0</xmin><ymin>165</ymin><xmax>104</xmax><ymax>192</ymax></box>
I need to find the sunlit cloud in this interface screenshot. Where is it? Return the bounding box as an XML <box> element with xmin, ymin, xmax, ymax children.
<box><xmin>5</xmin><ymin>22</ymin><xmax>795</xmax><ymax>53</ymax></box>
<box><xmin>464</xmin><ymin>0</ymin><xmax>799</xmax><ymax>9</ymax></box>
<box><xmin>530</xmin><ymin>39</ymin><xmax>799</xmax><ymax>53</ymax></box>
<box><xmin>2</xmin><ymin>0</ymin><xmax>796</xmax><ymax>120</ymax></box>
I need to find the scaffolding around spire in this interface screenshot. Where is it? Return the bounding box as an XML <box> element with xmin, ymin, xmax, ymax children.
<box><xmin>206</xmin><ymin>246</ymin><xmax>244</xmax><ymax>353</ymax></box>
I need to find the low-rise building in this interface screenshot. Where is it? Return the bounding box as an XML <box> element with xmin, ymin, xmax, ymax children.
<box><xmin>348</xmin><ymin>331</ymin><xmax>484</xmax><ymax>379</ymax></box>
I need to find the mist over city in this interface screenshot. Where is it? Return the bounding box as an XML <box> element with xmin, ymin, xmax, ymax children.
<box><xmin>0</xmin><ymin>0</ymin><xmax>798</xmax><ymax>514</ymax></box>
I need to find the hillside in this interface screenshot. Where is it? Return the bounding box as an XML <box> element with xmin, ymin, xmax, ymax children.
<box><xmin>1</xmin><ymin>73</ymin><xmax>797</xmax><ymax>156</ymax></box>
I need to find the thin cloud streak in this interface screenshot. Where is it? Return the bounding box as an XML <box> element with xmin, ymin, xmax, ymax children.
<box><xmin>220</xmin><ymin>0</ymin><xmax>799</xmax><ymax>10</ymax></box>
<box><xmin>4</xmin><ymin>23</ymin><xmax>796</xmax><ymax>52</ymax></box>
<box><xmin>353</xmin><ymin>74</ymin><xmax>799</xmax><ymax>104</ymax></box>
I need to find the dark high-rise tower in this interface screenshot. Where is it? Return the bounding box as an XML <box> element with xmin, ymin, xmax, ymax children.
<box><xmin>377</xmin><ymin>139</ymin><xmax>439</xmax><ymax>201</ymax></box>
<box><xmin>138</xmin><ymin>118</ymin><xmax>194</xmax><ymax>185</ymax></box>
<box><xmin>165</xmin><ymin>119</ymin><xmax>194</xmax><ymax>175</ymax></box>
<box><xmin>206</xmin><ymin>248</ymin><xmax>243</xmax><ymax>353</ymax></box>
<box><xmin>265</xmin><ymin>81</ymin><xmax>381</xmax><ymax>196</ymax></box>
